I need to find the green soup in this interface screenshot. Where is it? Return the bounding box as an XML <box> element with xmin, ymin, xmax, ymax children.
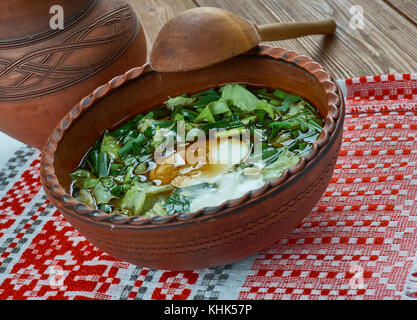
<box><xmin>70</xmin><ymin>83</ymin><xmax>324</xmax><ymax>217</ymax></box>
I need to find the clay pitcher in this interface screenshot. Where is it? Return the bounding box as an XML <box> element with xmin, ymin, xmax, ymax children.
<box><xmin>0</xmin><ymin>0</ymin><xmax>147</xmax><ymax>149</ymax></box>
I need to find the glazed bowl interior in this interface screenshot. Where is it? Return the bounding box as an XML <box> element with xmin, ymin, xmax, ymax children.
<box><xmin>55</xmin><ymin>51</ymin><xmax>331</xmax><ymax>192</ymax></box>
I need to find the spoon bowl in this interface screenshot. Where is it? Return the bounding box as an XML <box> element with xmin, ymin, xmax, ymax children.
<box><xmin>150</xmin><ymin>7</ymin><xmax>336</xmax><ymax>72</ymax></box>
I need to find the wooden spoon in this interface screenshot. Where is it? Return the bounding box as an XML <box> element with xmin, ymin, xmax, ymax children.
<box><xmin>150</xmin><ymin>7</ymin><xmax>336</xmax><ymax>73</ymax></box>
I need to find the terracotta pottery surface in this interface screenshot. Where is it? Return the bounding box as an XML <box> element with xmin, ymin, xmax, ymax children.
<box><xmin>0</xmin><ymin>0</ymin><xmax>147</xmax><ymax>149</ymax></box>
<box><xmin>40</xmin><ymin>46</ymin><xmax>344</xmax><ymax>270</ymax></box>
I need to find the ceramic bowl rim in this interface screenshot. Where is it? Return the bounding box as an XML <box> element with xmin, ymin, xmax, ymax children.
<box><xmin>40</xmin><ymin>45</ymin><xmax>343</xmax><ymax>228</ymax></box>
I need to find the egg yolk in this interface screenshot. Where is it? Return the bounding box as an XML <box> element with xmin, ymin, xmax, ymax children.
<box><xmin>149</xmin><ymin>138</ymin><xmax>249</xmax><ymax>187</ymax></box>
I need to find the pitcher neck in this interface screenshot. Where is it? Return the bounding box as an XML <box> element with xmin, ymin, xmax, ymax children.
<box><xmin>0</xmin><ymin>0</ymin><xmax>94</xmax><ymax>41</ymax></box>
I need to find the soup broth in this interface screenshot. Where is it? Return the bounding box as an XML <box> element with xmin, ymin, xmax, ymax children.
<box><xmin>70</xmin><ymin>83</ymin><xmax>324</xmax><ymax>217</ymax></box>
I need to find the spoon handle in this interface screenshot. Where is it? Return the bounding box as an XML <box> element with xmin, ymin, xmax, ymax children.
<box><xmin>257</xmin><ymin>19</ymin><xmax>336</xmax><ymax>41</ymax></box>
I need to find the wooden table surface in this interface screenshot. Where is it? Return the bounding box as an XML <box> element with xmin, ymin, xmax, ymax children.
<box><xmin>126</xmin><ymin>0</ymin><xmax>416</xmax><ymax>79</ymax></box>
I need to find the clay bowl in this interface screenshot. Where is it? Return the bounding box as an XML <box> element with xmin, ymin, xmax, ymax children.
<box><xmin>40</xmin><ymin>45</ymin><xmax>344</xmax><ymax>270</ymax></box>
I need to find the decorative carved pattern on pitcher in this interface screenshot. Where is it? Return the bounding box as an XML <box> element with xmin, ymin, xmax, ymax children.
<box><xmin>0</xmin><ymin>1</ymin><xmax>138</xmax><ymax>101</ymax></box>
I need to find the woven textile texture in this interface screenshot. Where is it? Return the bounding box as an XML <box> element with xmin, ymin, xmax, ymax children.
<box><xmin>0</xmin><ymin>73</ymin><xmax>416</xmax><ymax>300</ymax></box>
